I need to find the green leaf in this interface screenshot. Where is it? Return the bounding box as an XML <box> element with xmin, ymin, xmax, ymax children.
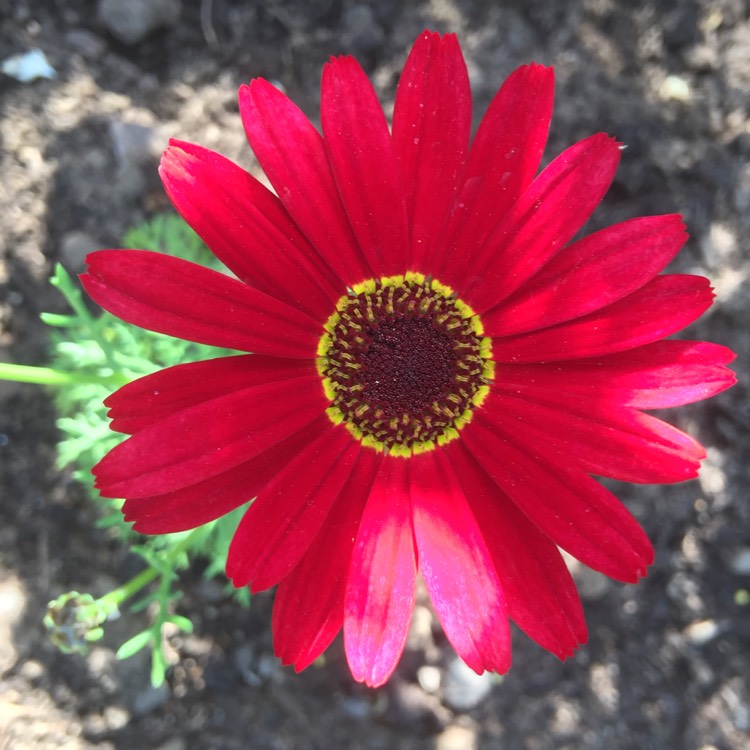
<box><xmin>168</xmin><ymin>614</ymin><xmax>194</xmax><ymax>634</ymax></box>
<box><xmin>40</xmin><ymin>312</ymin><xmax>77</xmax><ymax>327</ymax></box>
<box><xmin>130</xmin><ymin>592</ymin><xmax>159</xmax><ymax>613</ymax></box>
<box><xmin>38</xmin><ymin>211</ymin><xmax>254</xmax><ymax>679</ymax></box>
<box><xmin>84</xmin><ymin>626</ymin><xmax>105</xmax><ymax>643</ymax></box>
<box><xmin>150</xmin><ymin>642</ymin><xmax>167</xmax><ymax>687</ymax></box>
<box><xmin>116</xmin><ymin>630</ymin><xmax>153</xmax><ymax>660</ymax></box>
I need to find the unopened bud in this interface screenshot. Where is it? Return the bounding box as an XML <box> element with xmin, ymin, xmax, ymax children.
<box><xmin>44</xmin><ymin>591</ymin><xmax>118</xmax><ymax>654</ymax></box>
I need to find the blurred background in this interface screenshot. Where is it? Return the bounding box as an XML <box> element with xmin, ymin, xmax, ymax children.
<box><xmin>1</xmin><ymin>0</ymin><xmax>748</xmax><ymax>748</ymax></box>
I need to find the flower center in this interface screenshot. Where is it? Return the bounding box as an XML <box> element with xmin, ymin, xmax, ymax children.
<box><xmin>317</xmin><ymin>273</ymin><xmax>494</xmax><ymax>455</ymax></box>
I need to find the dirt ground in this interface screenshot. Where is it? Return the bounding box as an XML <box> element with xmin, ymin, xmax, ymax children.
<box><xmin>1</xmin><ymin>1</ymin><xmax>749</xmax><ymax>748</ymax></box>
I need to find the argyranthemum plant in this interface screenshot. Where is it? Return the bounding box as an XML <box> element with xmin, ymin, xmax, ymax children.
<box><xmin>81</xmin><ymin>30</ymin><xmax>735</xmax><ymax>687</ymax></box>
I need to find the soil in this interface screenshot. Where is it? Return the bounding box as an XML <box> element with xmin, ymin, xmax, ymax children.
<box><xmin>1</xmin><ymin>1</ymin><xmax>749</xmax><ymax>749</ymax></box>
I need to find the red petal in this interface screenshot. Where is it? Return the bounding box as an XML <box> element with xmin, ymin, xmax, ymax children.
<box><xmin>123</xmin><ymin>416</ymin><xmax>329</xmax><ymax>533</ymax></box>
<box><xmin>433</xmin><ymin>63</ymin><xmax>554</xmax><ymax>282</ymax></box>
<box><xmin>446</xmin><ymin>442</ymin><xmax>587</xmax><ymax>658</ymax></box>
<box><xmin>489</xmin><ymin>274</ymin><xmax>715</xmax><ymax>362</ymax></box>
<box><xmin>160</xmin><ymin>141</ymin><xmax>340</xmax><ymax>320</ymax></box>
<box><xmin>273</xmin><ymin>450</ymin><xmax>381</xmax><ymax>672</ymax></box>
<box><xmin>462</xmin><ymin>413</ymin><xmax>655</xmax><ymax>582</ymax></box>
<box><xmin>485</xmin><ymin>215</ymin><xmax>688</xmax><ymax>335</ymax></box>
<box><xmin>411</xmin><ymin>451</ymin><xmax>511</xmax><ymax>674</ymax></box>
<box><xmin>344</xmin><ymin>458</ymin><xmax>416</xmax><ymax>687</ymax></box>
<box><xmin>321</xmin><ymin>55</ymin><xmax>409</xmax><ymax>277</ymax></box>
<box><xmin>392</xmin><ymin>31</ymin><xmax>471</xmax><ymax>269</ymax></box>
<box><xmin>105</xmin><ymin>355</ymin><xmax>315</xmax><ymax>434</ymax></box>
<box><xmin>93</xmin><ymin>374</ymin><xmax>326</xmax><ymax>498</ymax></box>
<box><xmin>484</xmin><ymin>390</ymin><xmax>704</xmax><ymax>483</ymax></box>
<box><xmin>489</xmin><ymin>341</ymin><xmax>736</xmax><ymax>410</ymax></box>
<box><xmin>81</xmin><ymin>250</ymin><xmax>320</xmax><ymax>358</ymax></box>
<box><xmin>456</xmin><ymin>133</ymin><xmax>622</xmax><ymax>313</ymax></box>
<box><xmin>239</xmin><ymin>79</ymin><xmax>370</xmax><ymax>286</ymax></box>
<box><xmin>227</xmin><ymin>425</ymin><xmax>360</xmax><ymax>592</ymax></box>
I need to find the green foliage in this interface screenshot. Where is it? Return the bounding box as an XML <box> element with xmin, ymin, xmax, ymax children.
<box><xmin>41</xmin><ymin>212</ymin><xmax>252</xmax><ymax>685</ymax></box>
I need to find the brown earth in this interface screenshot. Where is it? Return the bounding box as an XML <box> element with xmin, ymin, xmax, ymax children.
<box><xmin>1</xmin><ymin>1</ymin><xmax>749</xmax><ymax>748</ymax></box>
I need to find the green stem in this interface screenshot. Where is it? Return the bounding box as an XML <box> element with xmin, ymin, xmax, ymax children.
<box><xmin>98</xmin><ymin>528</ymin><xmax>203</xmax><ymax>610</ymax></box>
<box><xmin>48</xmin><ymin>263</ymin><xmax>119</xmax><ymax>367</ymax></box>
<box><xmin>0</xmin><ymin>362</ymin><xmax>127</xmax><ymax>387</ymax></box>
<box><xmin>50</xmin><ymin>264</ymin><xmax>96</xmax><ymax>324</ymax></box>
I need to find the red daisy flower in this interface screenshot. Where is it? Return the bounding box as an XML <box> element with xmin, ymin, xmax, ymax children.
<box><xmin>81</xmin><ymin>31</ymin><xmax>735</xmax><ymax>687</ymax></box>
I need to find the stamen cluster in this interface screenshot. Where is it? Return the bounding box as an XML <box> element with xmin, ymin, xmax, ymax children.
<box><xmin>317</xmin><ymin>274</ymin><xmax>494</xmax><ymax>455</ymax></box>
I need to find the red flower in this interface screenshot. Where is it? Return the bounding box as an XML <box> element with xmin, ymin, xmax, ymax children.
<box><xmin>81</xmin><ymin>31</ymin><xmax>735</xmax><ymax>687</ymax></box>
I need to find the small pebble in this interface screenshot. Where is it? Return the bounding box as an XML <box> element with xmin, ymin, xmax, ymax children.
<box><xmin>1</xmin><ymin>48</ymin><xmax>56</xmax><ymax>82</ymax></box>
<box><xmin>104</xmin><ymin>705</ymin><xmax>130</xmax><ymax>730</ymax></box>
<box><xmin>232</xmin><ymin>644</ymin><xmax>258</xmax><ymax>686</ymax></box>
<box><xmin>574</xmin><ymin>566</ymin><xmax>611</xmax><ymax>601</ymax></box>
<box><xmin>255</xmin><ymin>652</ymin><xmax>282</xmax><ymax>682</ymax></box>
<box><xmin>417</xmin><ymin>665</ymin><xmax>441</xmax><ymax>694</ymax></box>
<box><xmin>407</xmin><ymin>604</ymin><xmax>436</xmax><ymax>652</ymax></box>
<box><xmin>387</xmin><ymin>680</ymin><xmax>450</xmax><ymax>730</ymax></box>
<box><xmin>97</xmin><ymin>0</ymin><xmax>181</xmax><ymax>45</ymax></box>
<box><xmin>442</xmin><ymin>658</ymin><xmax>493</xmax><ymax>712</ymax></box>
<box><xmin>109</xmin><ymin>120</ymin><xmax>158</xmax><ymax>167</ymax></box>
<box><xmin>340</xmin><ymin>5</ymin><xmax>385</xmax><ymax>56</ymax></box>
<box><xmin>132</xmin><ymin>682</ymin><xmax>170</xmax><ymax>716</ymax></box>
<box><xmin>66</xmin><ymin>29</ymin><xmax>107</xmax><ymax>59</ymax></box>
<box><xmin>729</xmin><ymin>548</ymin><xmax>750</xmax><ymax>575</ymax></box>
<box><xmin>232</xmin><ymin>645</ymin><xmax>280</xmax><ymax>686</ymax></box>
<box><xmin>60</xmin><ymin>231</ymin><xmax>99</xmax><ymax>273</ymax></box>
<box><xmin>0</xmin><ymin>575</ymin><xmax>26</xmax><ymax>673</ymax></box>
<box><xmin>684</xmin><ymin>619</ymin><xmax>721</xmax><ymax>645</ymax></box>
<box><xmin>156</xmin><ymin>738</ymin><xmax>188</xmax><ymax>750</ymax></box>
<box><xmin>20</xmin><ymin>659</ymin><xmax>45</xmax><ymax>681</ymax></box>
<box><xmin>339</xmin><ymin>696</ymin><xmax>371</xmax><ymax>720</ymax></box>
<box><xmin>659</xmin><ymin>75</ymin><xmax>692</xmax><ymax>102</ymax></box>
<box><xmin>435</xmin><ymin>724</ymin><xmax>477</xmax><ymax>750</ymax></box>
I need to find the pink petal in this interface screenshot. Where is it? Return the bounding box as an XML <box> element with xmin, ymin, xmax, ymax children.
<box><xmin>81</xmin><ymin>250</ymin><xmax>320</xmax><ymax>358</ymax></box>
<box><xmin>93</xmin><ymin>374</ymin><xmax>326</xmax><ymax>498</ymax></box>
<box><xmin>123</xmin><ymin>417</ymin><xmax>328</xmax><ymax>533</ymax></box>
<box><xmin>239</xmin><ymin>79</ymin><xmax>370</xmax><ymax>286</ymax></box>
<box><xmin>488</xmin><ymin>341</ymin><xmax>736</xmax><ymax>410</ymax></box>
<box><xmin>411</xmin><ymin>451</ymin><xmax>511</xmax><ymax>674</ymax></box>
<box><xmin>484</xmin><ymin>389</ymin><xmax>705</xmax><ymax>483</ymax></box>
<box><xmin>105</xmin><ymin>355</ymin><xmax>315</xmax><ymax>434</ymax></box>
<box><xmin>273</xmin><ymin>450</ymin><xmax>382</xmax><ymax>672</ymax></box>
<box><xmin>462</xmin><ymin>413</ymin><xmax>655</xmax><ymax>583</ymax></box>
<box><xmin>485</xmin><ymin>214</ymin><xmax>688</xmax><ymax>336</ymax></box>
<box><xmin>321</xmin><ymin>55</ymin><xmax>409</xmax><ymax>277</ymax></box>
<box><xmin>160</xmin><ymin>141</ymin><xmax>340</xmax><ymax>320</ymax></box>
<box><xmin>489</xmin><ymin>274</ymin><xmax>715</xmax><ymax>362</ymax></box>
<box><xmin>446</xmin><ymin>442</ymin><xmax>586</xmax><ymax>658</ymax></box>
<box><xmin>392</xmin><ymin>31</ymin><xmax>471</xmax><ymax>269</ymax></box>
<box><xmin>227</xmin><ymin>425</ymin><xmax>360</xmax><ymax>592</ymax></box>
<box><xmin>344</xmin><ymin>458</ymin><xmax>416</xmax><ymax>687</ymax></box>
<box><xmin>433</xmin><ymin>63</ymin><xmax>554</xmax><ymax>283</ymax></box>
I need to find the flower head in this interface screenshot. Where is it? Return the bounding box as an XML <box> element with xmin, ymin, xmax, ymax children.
<box><xmin>81</xmin><ymin>31</ymin><xmax>735</xmax><ymax>687</ymax></box>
